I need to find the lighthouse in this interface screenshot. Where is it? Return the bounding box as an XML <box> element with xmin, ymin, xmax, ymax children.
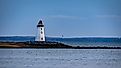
<box><xmin>35</xmin><ymin>20</ymin><xmax>45</xmax><ymax>42</ymax></box>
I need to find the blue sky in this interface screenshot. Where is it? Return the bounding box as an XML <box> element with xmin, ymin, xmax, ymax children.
<box><xmin>0</xmin><ymin>0</ymin><xmax>121</xmax><ymax>37</ymax></box>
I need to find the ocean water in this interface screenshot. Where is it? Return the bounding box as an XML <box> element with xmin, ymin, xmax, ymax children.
<box><xmin>0</xmin><ymin>49</ymin><xmax>121</xmax><ymax>68</ymax></box>
<box><xmin>0</xmin><ymin>36</ymin><xmax>121</xmax><ymax>47</ymax></box>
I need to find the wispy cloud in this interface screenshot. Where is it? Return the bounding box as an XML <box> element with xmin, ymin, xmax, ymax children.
<box><xmin>44</xmin><ymin>15</ymin><xmax>86</xmax><ymax>20</ymax></box>
<box><xmin>96</xmin><ymin>15</ymin><xmax>121</xmax><ymax>19</ymax></box>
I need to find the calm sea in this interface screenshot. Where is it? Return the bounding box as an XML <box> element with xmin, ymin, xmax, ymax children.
<box><xmin>0</xmin><ymin>36</ymin><xmax>121</xmax><ymax>46</ymax></box>
<box><xmin>0</xmin><ymin>49</ymin><xmax>121</xmax><ymax>68</ymax></box>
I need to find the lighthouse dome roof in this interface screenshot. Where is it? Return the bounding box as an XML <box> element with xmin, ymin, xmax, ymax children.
<box><xmin>37</xmin><ymin>20</ymin><xmax>44</xmax><ymax>27</ymax></box>
<box><xmin>38</xmin><ymin>20</ymin><xmax>43</xmax><ymax>24</ymax></box>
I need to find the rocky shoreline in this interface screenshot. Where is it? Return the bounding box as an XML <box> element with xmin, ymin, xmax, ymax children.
<box><xmin>0</xmin><ymin>41</ymin><xmax>121</xmax><ymax>49</ymax></box>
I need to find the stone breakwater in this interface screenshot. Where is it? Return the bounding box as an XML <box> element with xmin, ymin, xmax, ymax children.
<box><xmin>0</xmin><ymin>41</ymin><xmax>121</xmax><ymax>49</ymax></box>
<box><xmin>0</xmin><ymin>41</ymin><xmax>72</xmax><ymax>48</ymax></box>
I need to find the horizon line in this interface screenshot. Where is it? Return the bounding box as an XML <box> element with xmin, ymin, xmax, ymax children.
<box><xmin>0</xmin><ymin>35</ymin><xmax>121</xmax><ymax>38</ymax></box>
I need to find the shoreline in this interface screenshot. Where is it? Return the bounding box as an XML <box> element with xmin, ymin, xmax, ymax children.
<box><xmin>0</xmin><ymin>41</ymin><xmax>121</xmax><ymax>49</ymax></box>
<box><xmin>0</xmin><ymin>47</ymin><xmax>121</xmax><ymax>49</ymax></box>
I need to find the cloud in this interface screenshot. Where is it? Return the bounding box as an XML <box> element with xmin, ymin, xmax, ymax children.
<box><xmin>96</xmin><ymin>15</ymin><xmax>121</xmax><ymax>19</ymax></box>
<box><xmin>44</xmin><ymin>15</ymin><xmax>86</xmax><ymax>20</ymax></box>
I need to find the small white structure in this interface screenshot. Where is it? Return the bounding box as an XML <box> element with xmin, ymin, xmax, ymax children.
<box><xmin>35</xmin><ymin>20</ymin><xmax>45</xmax><ymax>42</ymax></box>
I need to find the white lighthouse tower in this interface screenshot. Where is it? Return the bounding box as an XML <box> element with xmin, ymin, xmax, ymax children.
<box><xmin>35</xmin><ymin>20</ymin><xmax>45</xmax><ymax>42</ymax></box>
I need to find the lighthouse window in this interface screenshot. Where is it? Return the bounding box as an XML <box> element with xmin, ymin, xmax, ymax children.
<box><xmin>41</xmin><ymin>28</ymin><xmax>42</xmax><ymax>30</ymax></box>
<box><xmin>41</xmin><ymin>38</ymin><xmax>43</xmax><ymax>40</ymax></box>
<box><xmin>41</xmin><ymin>31</ymin><xmax>43</xmax><ymax>34</ymax></box>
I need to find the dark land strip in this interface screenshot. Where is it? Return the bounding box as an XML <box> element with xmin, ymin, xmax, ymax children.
<box><xmin>0</xmin><ymin>41</ymin><xmax>121</xmax><ymax>49</ymax></box>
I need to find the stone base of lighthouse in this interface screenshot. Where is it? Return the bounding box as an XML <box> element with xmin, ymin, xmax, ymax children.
<box><xmin>25</xmin><ymin>41</ymin><xmax>73</xmax><ymax>48</ymax></box>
